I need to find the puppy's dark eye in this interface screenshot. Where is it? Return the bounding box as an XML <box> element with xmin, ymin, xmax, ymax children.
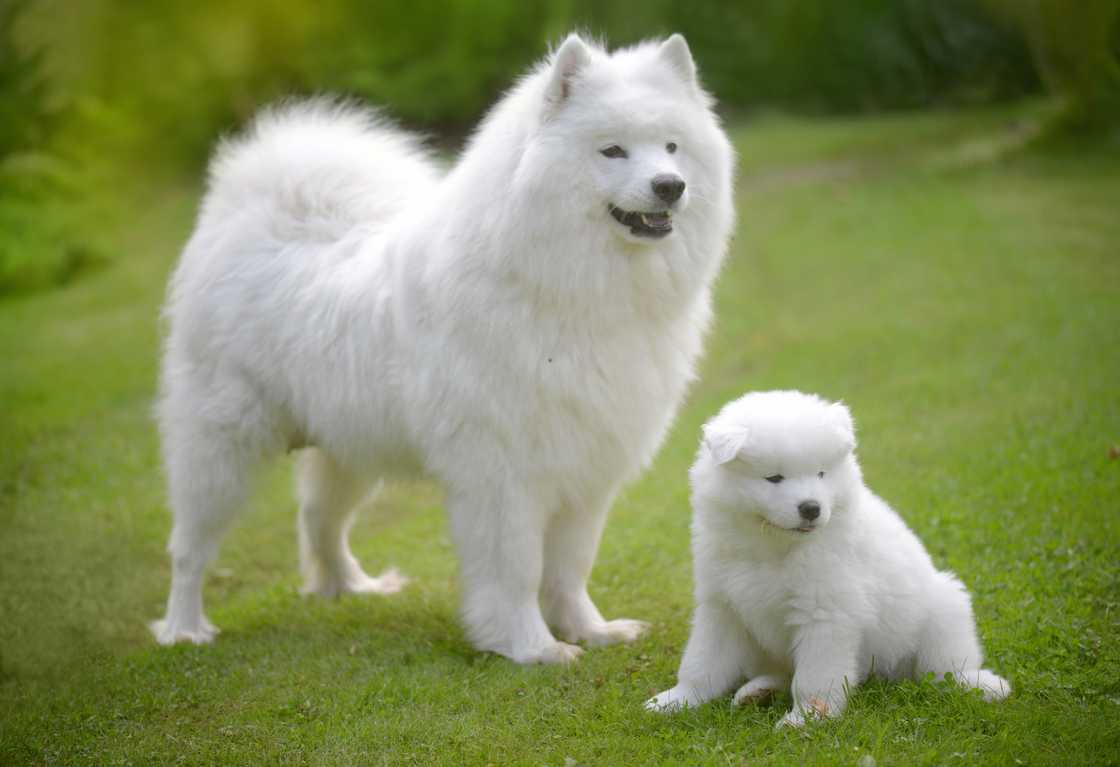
<box><xmin>765</xmin><ymin>474</ymin><xmax>784</xmax><ymax>484</ymax></box>
<box><xmin>600</xmin><ymin>145</ymin><xmax>628</xmax><ymax>159</ymax></box>
<box><xmin>818</xmin><ymin>471</ymin><xmax>825</xmax><ymax>479</ymax></box>
<box><xmin>666</xmin><ymin>142</ymin><xmax>678</xmax><ymax>154</ymax></box>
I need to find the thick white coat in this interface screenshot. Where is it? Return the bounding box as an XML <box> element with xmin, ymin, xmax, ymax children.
<box><xmin>647</xmin><ymin>390</ymin><xmax>1010</xmax><ymax>724</ymax></box>
<box><xmin>151</xmin><ymin>34</ymin><xmax>735</xmax><ymax>665</ymax></box>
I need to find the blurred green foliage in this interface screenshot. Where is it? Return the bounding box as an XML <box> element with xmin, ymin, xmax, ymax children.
<box><xmin>985</xmin><ymin>0</ymin><xmax>1120</xmax><ymax>131</ymax></box>
<box><xmin>1</xmin><ymin>0</ymin><xmax>1116</xmax><ymax>296</ymax></box>
<box><xmin>29</xmin><ymin>0</ymin><xmax>1048</xmax><ymax>165</ymax></box>
<box><xmin>9</xmin><ymin>1</ymin><xmax>1116</xmax><ymax>168</ymax></box>
<box><xmin>667</xmin><ymin>0</ymin><xmax>1040</xmax><ymax>113</ymax></box>
<box><xmin>0</xmin><ymin>1</ymin><xmax>51</xmax><ymax>156</ymax></box>
<box><xmin>0</xmin><ymin>1</ymin><xmax>101</xmax><ymax>296</ymax></box>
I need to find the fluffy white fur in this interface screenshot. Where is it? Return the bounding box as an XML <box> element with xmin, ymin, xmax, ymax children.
<box><xmin>151</xmin><ymin>33</ymin><xmax>735</xmax><ymax>665</ymax></box>
<box><xmin>647</xmin><ymin>390</ymin><xmax>1010</xmax><ymax>724</ymax></box>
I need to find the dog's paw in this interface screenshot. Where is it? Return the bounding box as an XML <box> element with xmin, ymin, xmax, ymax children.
<box><xmin>732</xmin><ymin>675</ymin><xmax>785</xmax><ymax>706</ymax></box>
<box><xmin>513</xmin><ymin>641</ymin><xmax>584</xmax><ymax>665</ymax></box>
<box><xmin>645</xmin><ymin>686</ymin><xmax>700</xmax><ymax>713</ymax></box>
<box><xmin>579</xmin><ymin>618</ymin><xmax>650</xmax><ymax>647</ymax></box>
<box><xmin>958</xmin><ymin>669</ymin><xmax>1011</xmax><ymax>702</ymax></box>
<box><xmin>344</xmin><ymin>567</ymin><xmax>409</xmax><ymax>595</ymax></box>
<box><xmin>149</xmin><ymin>616</ymin><xmax>219</xmax><ymax>646</ymax></box>
<box><xmin>303</xmin><ymin>566</ymin><xmax>409</xmax><ymax>598</ymax></box>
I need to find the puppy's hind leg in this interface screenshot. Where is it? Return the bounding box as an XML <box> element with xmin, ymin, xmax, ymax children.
<box><xmin>151</xmin><ymin>410</ymin><xmax>259</xmax><ymax>645</ymax></box>
<box><xmin>732</xmin><ymin>674</ymin><xmax>789</xmax><ymax>706</ymax></box>
<box><xmin>915</xmin><ymin>572</ymin><xmax>1011</xmax><ymax>702</ymax></box>
<box><xmin>297</xmin><ymin>449</ymin><xmax>407</xmax><ymax>598</ymax></box>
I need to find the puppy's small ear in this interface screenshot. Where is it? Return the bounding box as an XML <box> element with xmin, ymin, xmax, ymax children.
<box><xmin>658</xmin><ymin>33</ymin><xmax>696</xmax><ymax>86</ymax></box>
<box><xmin>702</xmin><ymin>421</ymin><xmax>749</xmax><ymax>465</ymax></box>
<box><xmin>544</xmin><ymin>34</ymin><xmax>591</xmax><ymax>114</ymax></box>
<box><xmin>828</xmin><ymin>402</ymin><xmax>857</xmax><ymax>452</ymax></box>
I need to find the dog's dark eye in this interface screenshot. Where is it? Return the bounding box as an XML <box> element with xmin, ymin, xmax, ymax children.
<box><xmin>666</xmin><ymin>142</ymin><xmax>678</xmax><ymax>154</ymax></box>
<box><xmin>818</xmin><ymin>471</ymin><xmax>825</xmax><ymax>479</ymax></box>
<box><xmin>765</xmin><ymin>474</ymin><xmax>784</xmax><ymax>484</ymax></box>
<box><xmin>600</xmin><ymin>145</ymin><xmax>628</xmax><ymax>159</ymax></box>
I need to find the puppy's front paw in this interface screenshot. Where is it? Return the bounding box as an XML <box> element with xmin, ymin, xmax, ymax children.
<box><xmin>776</xmin><ymin>709</ymin><xmax>806</xmax><ymax>729</ymax></box>
<box><xmin>776</xmin><ymin>696</ymin><xmax>830</xmax><ymax>728</ymax></box>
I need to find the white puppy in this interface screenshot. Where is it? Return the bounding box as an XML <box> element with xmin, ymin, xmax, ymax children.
<box><xmin>150</xmin><ymin>33</ymin><xmax>735</xmax><ymax>665</ymax></box>
<box><xmin>647</xmin><ymin>390</ymin><xmax>1009</xmax><ymax>725</ymax></box>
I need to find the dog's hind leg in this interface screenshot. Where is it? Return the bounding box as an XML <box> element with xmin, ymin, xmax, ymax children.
<box><xmin>915</xmin><ymin>572</ymin><xmax>1011</xmax><ymax>702</ymax></box>
<box><xmin>150</xmin><ymin>397</ymin><xmax>263</xmax><ymax>646</ymax></box>
<box><xmin>540</xmin><ymin>496</ymin><xmax>648</xmax><ymax>647</ymax></box>
<box><xmin>296</xmin><ymin>448</ymin><xmax>407</xmax><ymax>598</ymax></box>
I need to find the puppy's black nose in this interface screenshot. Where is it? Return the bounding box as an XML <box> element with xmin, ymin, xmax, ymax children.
<box><xmin>651</xmin><ymin>174</ymin><xmax>685</xmax><ymax>203</ymax></box>
<box><xmin>798</xmin><ymin>501</ymin><xmax>821</xmax><ymax>521</ymax></box>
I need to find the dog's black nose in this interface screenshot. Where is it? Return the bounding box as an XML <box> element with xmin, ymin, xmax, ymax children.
<box><xmin>651</xmin><ymin>174</ymin><xmax>686</xmax><ymax>203</ymax></box>
<box><xmin>798</xmin><ymin>501</ymin><xmax>821</xmax><ymax>521</ymax></box>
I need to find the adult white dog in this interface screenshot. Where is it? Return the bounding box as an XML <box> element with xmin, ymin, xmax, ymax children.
<box><xmin>647</xmin><ymin>390</ymin><xmax>1010</xmax><ymax>723</ymax></box>
<box><xmin>151</xmin><ymin>33</ymin><xmax>735</xmax><ymax>664</ymax></box>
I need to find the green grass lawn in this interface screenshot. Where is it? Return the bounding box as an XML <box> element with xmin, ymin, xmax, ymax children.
<box><xmin>2</xmin><ymin>104</ymin><xmax>1119</xmax><ymax>766</ymax></box>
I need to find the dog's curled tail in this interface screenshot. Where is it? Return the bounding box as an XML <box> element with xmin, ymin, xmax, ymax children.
<box><xmin>201</xmin><ymin>98</ymin><xmax>441</xmax><ymax>243</ymax></box>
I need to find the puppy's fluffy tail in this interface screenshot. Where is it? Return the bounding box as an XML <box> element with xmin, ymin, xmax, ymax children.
<box><xmin>201</xmin><ymin>99</ymin><xmax>440</xmax><ymax>243</ymax></box>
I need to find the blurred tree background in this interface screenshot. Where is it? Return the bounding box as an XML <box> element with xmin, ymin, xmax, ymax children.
<box><xmin>1</xmin><ymin>0</ymin><xmax>1117</xmax><ymax>296</ymax></box>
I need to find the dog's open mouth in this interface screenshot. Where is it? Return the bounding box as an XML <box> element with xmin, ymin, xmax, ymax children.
<box><xmin>762</xmin><ymin>518</ymin><xmax>815</xmax><ymax>534</ymax></box>
<box><xmin>608</xmin><ymin>205</ymin><xmax>673</xmax><ymax>238</ymax></box>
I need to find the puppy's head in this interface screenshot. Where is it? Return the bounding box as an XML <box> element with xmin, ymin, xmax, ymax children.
<box><xmin>693</xmin><ymin>390</ymin><xmax>858</xmax><ymax>537</ymax></box>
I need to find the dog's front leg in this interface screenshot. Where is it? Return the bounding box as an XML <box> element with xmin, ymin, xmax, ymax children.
<box><xmin>447</xmin><ymin>480</ymin><xmax>582</xmax><ymax>665</ymax></box>
<box><xmin>540</xmin><ymin>493</ymin><xmax>648</xmax><ymax>647</ymax></box>
<box><xmin>779</xmin><ymin>623</ymin><xmax>860</xmax><ymax>728</ymax></box>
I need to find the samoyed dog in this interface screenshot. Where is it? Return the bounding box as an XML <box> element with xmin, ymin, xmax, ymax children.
<box><xmin>150</xmin><ymin>33</ymin><xmax>735</xmax><ymax>665</ymax></box>
<box><xmin>647</xmin><ymin>390</ymin><xmax>1009</xmax><ymax>724</ymax></box>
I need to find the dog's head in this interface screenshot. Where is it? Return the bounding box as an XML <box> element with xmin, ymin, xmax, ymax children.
<box><xmin>693</xmin><ymin>390</ymin><xmax>859</xmax><ymax>537</ymax></box>
<box><xmin>524</xmin><ymin>33</ymin><xmax>734</xmax><ymax>250</ymax></box>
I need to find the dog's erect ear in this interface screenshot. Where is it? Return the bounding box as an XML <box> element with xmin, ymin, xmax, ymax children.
<box><xmin>659</xmin><ymin>33</ymin><xmax>696</xmax><ymax>86</ymax></box>
<box><xmin>828</xmin><ymin>402</ymin><xmax>857</xmax><ymax>452</ymax></box>
<box><xmin>702</xmin><ymin>421</ymin><xmax>749</xmax><ymax>465</ymax></box>
<box><xmin>544</xmin><ymin>34</ymin><xmax>591</xmax><ymax>114</ymax></box>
